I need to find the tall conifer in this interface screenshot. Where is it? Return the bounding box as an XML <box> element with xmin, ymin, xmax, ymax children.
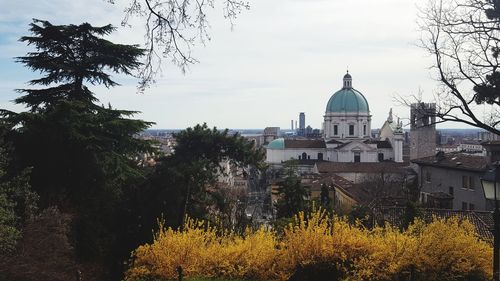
<box><xmin>2</xmin><ymin>20</ymin><xmax>153</xmax><ymax>207</ymax></box>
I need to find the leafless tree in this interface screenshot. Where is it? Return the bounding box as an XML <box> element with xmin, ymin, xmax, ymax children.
<box><xmin>415</xmin><ymin>0</ymin><xmax>500</xmax><ymax>135</ymax></box>
<box><xmin>109</xmin><ymin>0</ymin><xmax>250</xmax><ymax>91</ymax></box>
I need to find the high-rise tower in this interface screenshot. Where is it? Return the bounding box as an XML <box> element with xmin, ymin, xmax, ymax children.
<box><xmin>298</xmin><ymin>112</ymin><xmax>306</xmax><ymax>136</ymax></box>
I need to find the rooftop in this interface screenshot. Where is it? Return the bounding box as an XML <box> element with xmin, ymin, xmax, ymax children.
<box><xmin>411</xmin><ymin>152</ymin><xmax>488</xmax><ymax>172</ymax></box>
<box><xmin>285</xmin><ymin>139</ymin><xmax>326</xmax><ymax>149</ymax></box>
<box><xmin>372</xmin><ymin>206</ymin><xmax>493</xmax><ymax>241</ymax></box>
<box><xmin>315</xmin><ymin>161</ymin><xmax>408</xmax><ymax>174</ymax></box>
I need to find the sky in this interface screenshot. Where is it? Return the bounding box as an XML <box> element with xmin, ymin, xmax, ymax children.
<box><xmin>0</xmin><ymin>0</ymin><xmax>463</xmax><ymax>130</ymax></box>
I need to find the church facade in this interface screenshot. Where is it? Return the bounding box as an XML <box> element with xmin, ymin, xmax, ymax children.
<box><xmin>266</xmin><ymin>72</ymin><xmax>404</xmax><ymax>164</ymax></box>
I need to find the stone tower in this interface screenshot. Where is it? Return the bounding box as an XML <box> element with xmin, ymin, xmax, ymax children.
<box><xmin>410</xmin><ymin>103</ymin><xmax>436</xmax><ymax>160</ymax></box>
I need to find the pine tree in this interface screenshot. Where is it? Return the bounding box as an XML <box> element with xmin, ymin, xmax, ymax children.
<box><xmin>0</xmin><ymin>20</ymin><xmax>155</xmax><ymax>266</ymax></box>
<box><xmin>1</xmin><ymin>20</ymin><xmax>153</xmax><ymax>208</ymax></box>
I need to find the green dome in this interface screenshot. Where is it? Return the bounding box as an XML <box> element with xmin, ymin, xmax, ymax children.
<box><xmin>267</xmin><ymin>138</ymin><xmax>284</xmax><ymax>149</ymax></box>
<box><xmin>326</xmin><ymin>87</ymin><xmax>369</xmax><ymax>113</ymax></box>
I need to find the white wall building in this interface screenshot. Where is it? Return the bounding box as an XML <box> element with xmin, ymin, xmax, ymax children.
<box><xmin>266</xmin><ymin>72</ymin><xmax>404</xmax><ymax>164</ymax></box>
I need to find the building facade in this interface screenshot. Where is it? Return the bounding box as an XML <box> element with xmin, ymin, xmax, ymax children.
<box><xmin>266</xmin><ymin>72</ymin><xmax>403</xmax><ymax>164</ymax></box>
<box><xmin>323</xmin><ymin>73</ymin><xmax>372</xmax><ymax>140</ymax></box>
<box><xmin>412</xmin><ymin>152</ymin><xmax>489</xmax><ymax>210</ymax></box>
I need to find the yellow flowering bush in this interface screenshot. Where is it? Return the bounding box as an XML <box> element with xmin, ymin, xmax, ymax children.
<box><xmin>125</xmin><ymin>210</ymin><xmax>493</xmax><ymax>281</ymax></box>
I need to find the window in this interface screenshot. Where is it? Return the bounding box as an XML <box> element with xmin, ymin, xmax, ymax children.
<box><xmin>302</xmin><ymin>152</ymin><xmax>307</xmax><ymax>160</ymax></box>
<box><xmin>317</xmin><ymin>153</ymin><xmax>323</xmax><ymax>161</ymax></box>
<box><xmin>349</xmin><ymin>125</ymin><xmax>354</xmax><ymax>136</ymax></box>
<box><xmin>425</xmin><ymin>171</ymin><xmax>431</xmax><ymax>182</ymax></box>
<box><xmin>462</xmin><ymin>202</ymin><xmax>467</xmax><ymax>210</ymax></box>
<box><xmin>449</xmin><ymin>186</ymin><xmax>454</xmax><ymax>196</ymax></box>
<box><xmin>354</xmin><ymin>152</ymin><xmax>361</xmax><ymax>162</ymax></box>
<box><xmin>469</xmin><ymin>203</ymin><xmax>475</xmax><ymax>210</ymax></box>
<box><xmin>363</xmin><ymin>125</ymin><xmax>367</xmax><ymax>136</ymax></box>
<box><xmin>378</xmin><ymin>153</ymin><xmax>384</xmax><ymax>162</ymax></box>
<box><xmin>462</xmin><ymin>176</ymin><xmax>469</xmax><ymax>189</ymax></box>
<box><xmin>462</xmin><ymin>176</ymin><xmax>475</xmax><ymax>189</ymax></box>
<box><xmin>333</xmin><ymin>125</ymin><xmax>338</xmax><ymax>135</ymax></box>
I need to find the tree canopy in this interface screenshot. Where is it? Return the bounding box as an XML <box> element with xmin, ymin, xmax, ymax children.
<box><xmin>0</xmin><ymin>20</ymin><xmax>155</xmax><ymax>271</ymax></box>
<box><xmin>132</xmin><ymin>123</ymin><xmax>264</xmax><ymax>236</ymax></box>
<box><xmin>1</xmin><ymin>20</ymin><xmax>153</xmax><ymax>208</ymax></box>
<box><xmin>275</xmin><ymin>161</ymin><xmax>310</xmax><ymax>219</ymax></box>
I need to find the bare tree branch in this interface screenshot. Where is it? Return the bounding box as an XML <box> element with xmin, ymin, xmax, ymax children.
<box><xmin>108</xmin><ymin>0</ymin><xmax>250</xmax><ymax>92</ymax></box>
<box><xmin>410</xmin><ymin>0</ymin><xmax>500</xmax><ymax>135</ymax></box>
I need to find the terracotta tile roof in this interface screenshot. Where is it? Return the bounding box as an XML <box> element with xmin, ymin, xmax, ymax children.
<box><xmin>315</xmin><ymin>161</ymin><xmax>409</xmax><ymax>174</ymax></box>
<box><xmin>297</xmin><ymin>159</ymin><xmax>325</xmax><ymax>165</ymax></box>
<box><xmin>372</xmin><ymin>206</ymin><xmax>493</xmax><ymax>241</ymax></box>
<box><xmin>306</xmin><ymin>174</ymin><xmax>372</xmax><ymax>204</ymax></box>
<box><xmin>411</xmin><ymin>152</ymin><xmax>488</xmax><ymax>172</ymax></box>
<box><xmin>284</xmin><ymin>139</ymin><xmax>326</xmax><ymax>149</ymax></box>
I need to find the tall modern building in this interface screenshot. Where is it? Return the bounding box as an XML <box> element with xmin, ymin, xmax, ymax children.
<box><xmin>299</xmin><ymin>112</ymin><xmax>305</xmax><ymax>130</ymax></box>
<box><xmin>298</xmin><ymin>112</ymin><xmax>305</xmax><ymax>136</ymax></box>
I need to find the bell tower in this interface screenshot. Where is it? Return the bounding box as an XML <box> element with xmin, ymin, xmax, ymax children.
<box><xmin>410</xmin><ymin>103</ymin><xmax>436</xmax><ymax>160</ymax></box>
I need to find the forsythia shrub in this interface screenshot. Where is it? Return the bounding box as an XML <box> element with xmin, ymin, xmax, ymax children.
<box><xmin>125</xmin><ymin>210</ymin><xmax>492</xmax><ymax>281</ymax></box>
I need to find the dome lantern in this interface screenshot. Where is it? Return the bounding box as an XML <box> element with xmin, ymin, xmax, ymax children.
<box><xmin>343</xmin><ymin>71</ymin><xmax>352</xmax><ymax>88</ymax></box>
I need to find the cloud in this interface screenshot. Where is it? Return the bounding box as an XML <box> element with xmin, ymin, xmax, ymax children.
<box><xmin>0</xmin><ymin>0</ymin><xmax>447</xmax><ymax>129</ymax></box>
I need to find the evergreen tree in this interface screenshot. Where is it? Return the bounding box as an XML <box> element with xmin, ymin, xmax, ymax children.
<box><xmin>1</xmin><ymin>19</ymin><xmax>153</xmax><ymax>208</ymax></box>
<box><xmin>0</xmin><ymin>19</ymin><xmax>154</xmax><ymax>267</ymax></box>
<box><xmin>275</xmin><ymin>160</ymin><xmax>310</xmax><ymax>218</ymax></box>
<box><xmin>320</xmin><ymin>183</ymin><xmax>332</xmax><ymax>209</ymax></box>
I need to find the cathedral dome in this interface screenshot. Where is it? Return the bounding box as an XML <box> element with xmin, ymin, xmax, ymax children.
<box><xmin>326</xmin><ymin>73</ymin><xmax>369</xmax><ymax>113</ymax></box>
<box><xmin>267</xmin><ymin>138</ymin><xmax>284</xmax><ymax>149</ymax></box>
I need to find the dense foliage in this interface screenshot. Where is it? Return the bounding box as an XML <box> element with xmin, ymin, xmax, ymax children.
<box><xmin>0</xmin><ymin>20</ymin><xmax>265</xmax><ymax>279</ymax></box>
<box><xmin>0</xmin><ymin>141</ymin><xmax>38</xmax><ymax>256</ymax></box>
<box><xmin>126</xmin><ymin>209</ymin><xmax>492</xmax><ymax>281</ymax></box>
<box><xmin>275</xmin><ymin>161</ymin><xmax>310</xmax><ymax>219</ymax></box>
<box><xmin>129</xmin><ymin>123</ymin><xmax>264</xmax><ymax>245</ymax></box>
<box><xmin>0</xmin><ymin>20</ymin><xmax>154</xmax><ymax>277</ymax></box>
<box><xmin>1</xmin><ymin>20</ymin><xmax>153</xmax><ymax>209</ymax></box>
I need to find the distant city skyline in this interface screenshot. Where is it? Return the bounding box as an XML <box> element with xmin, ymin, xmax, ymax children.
<box><xmin>0</xmin><ymin>0</ymin><xmax>484</xmax><ymax>130</ymax></box>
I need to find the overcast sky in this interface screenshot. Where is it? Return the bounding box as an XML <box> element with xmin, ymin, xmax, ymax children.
<box><xmin>0</xmin><ymin>0</ymin><xmax>459</xmax><ymax>130</ymax></box>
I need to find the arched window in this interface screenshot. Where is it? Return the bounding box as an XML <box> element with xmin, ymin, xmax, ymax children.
<box><xmin>318</xmin><ymin>153</ymin><xmax>323</xmax><ymax>160</ymax></box>
<box><xmin>302</xmin><ymin>152</ymin><xmax>307</xmax><ymax>160</ymax></box>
